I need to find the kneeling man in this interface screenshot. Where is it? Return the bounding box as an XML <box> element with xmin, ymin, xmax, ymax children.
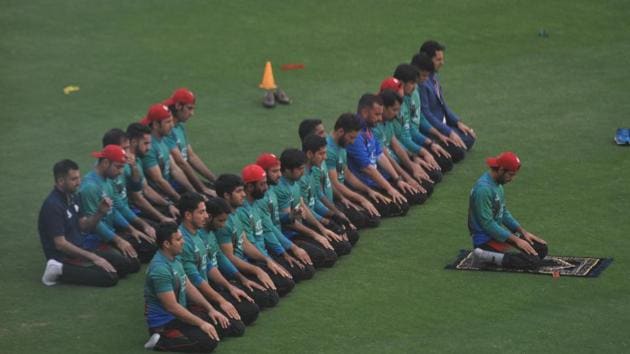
<box><xmin>468</xmin><ymin>152</ymin><xmax>547</xmax><ymax>268</ymax></box>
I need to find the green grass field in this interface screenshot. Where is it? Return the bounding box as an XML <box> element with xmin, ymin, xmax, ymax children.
<box><xmin>2</xmin><ymin>0</ymin><xmax>630</xmax><ymax>353</ymax></box>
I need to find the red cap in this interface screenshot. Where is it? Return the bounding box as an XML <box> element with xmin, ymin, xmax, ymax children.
<box><xmin>164</xmin><ymin>88</ymin><xmax>196</xmax><ymax>106</ymax></box>
<box><xmin>379</xmin><ymin>77</ymin><xmax>402</xmax><ymax>93</ymax></box>
<box><xmin>486</xmin><ymin>151</ymin><xmax>521</xmax><ymax>172</ymax></box>
<box><xmin>139</xmin><ymin>104</ymin><xmax>172</xmax><ymax>126</ymax></box>
<box><xmin>242</xmin><ymin>164</ymin><xmax>266</xmax><ymax>184</ymax></box>
<box><xmin>91</xmin><ymin>144</ymin><xmax>127</xmax><ymax>163</ymax></box>
<box><xmin>255</xmin><ymin>153</ymin><xmax>280</xmax><ymax>170</ymax></box>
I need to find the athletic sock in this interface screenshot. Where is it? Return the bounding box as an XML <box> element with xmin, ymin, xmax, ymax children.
<box><xmin>472</xmin><ymin>248</ymin><xmax>504</xmax><ymax>266</ymax></box>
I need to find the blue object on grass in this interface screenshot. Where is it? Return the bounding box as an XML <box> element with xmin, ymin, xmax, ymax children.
<box><xmin>614</xmin><ymin>128</ymin><xmax>630</xmax><ymax>145</ymax></box>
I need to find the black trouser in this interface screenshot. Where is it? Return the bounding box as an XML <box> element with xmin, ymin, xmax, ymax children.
<box><xmin>305</xmin><ymin>220</ymin><xmax>353</xmax><ymax>256</ymax></box>
<box><xmin>439</xmin><ymin>141</ymin><xmax>465</xmax><ymax>163</ymax></box>
<box><xmin>355</xmin><ymin>188</ymin><xmax>409</xmax><ymax>218</ymax></box>
<box><xmin>150</xmin><ymin>318</ymin><xmax>218</xmax><ymax>353</ymax></box>
<box><xmin>188</xmin><ymin>305</ymin><xmax>245</xmax><ymax>338</ymax></box>
<box><xmin>217</xmin><ymin>288</ymin><xmax>260</xmax><ymax>326</ymax></box>
<box><xmin>122</xmin><ymin>233</ymin><xmax>157</xmax><ymax>264</ymax></box>
<box><xmin>480</xmin><ymin>240</ymin><xmax>548</xmax><ymax>269</ymax></box>
<box><xmin>291</xmin><ymin>234</ymin><xmax>337</xmax><ymax>268</ymax></box>
<box><xmin>272</xmin><ymin>255</ymin><xmax>315</xmax><ymax>282</ymax></box>
<box><xmin>425</xmin><ymin>165</ymin><xmax>443</xmax><ymax>184</ymax></box>
<box><xmin>251</xmin><ymin>261</ymin><xmax>295</xmax><ymax>297</ymax></box>
<box><xmin>335</xmin><ymin>202</ymin><xmax>380</xmax><ymax>229</ymax></box>
<box><xmin>238</xmin><ymin>281</ymin><xmax>279</xmax><ymax>310</ymax></box>
<box><xmin>59</xmin><ymin>257</ymin><xmax>118</xmax><ymax>287</ymax></box>
<box><xmin>452</xmin><ymin>126</ymin><xmax>476</xmax><ymax>151</ymax></box>
<box><xmin>95</xmin><ymin>245</ymin><xmax>140</xmax><ymax>277</ymax></box>
<box><xmin>329</xmin><ymin>214</ymin><xmax>360</xmax><ymax>246</ymax></box>
<box><xmin>429</xmin><ymin>148</ymin><xmax>454</xmax><ymax>173</ymax></box>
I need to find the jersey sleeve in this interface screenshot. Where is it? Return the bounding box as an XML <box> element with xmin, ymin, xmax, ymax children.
<box><xmin>149</xmin><ymin>265</ymin><xmax>175</xmax><ymax>294</ymax></box>
<box><xmin>346</xmin><ymin>135</ymin><xmax>371</xmax><ymax>168</ymax></box>
<box><xmin>502</xmin><ymin>208</ymin><xmax>521</xmax><ymax>233</ymax></box>
<box><xmin>472</xmin><ymin>187</ymin><xmax>511</xmax><ymax>241</ymax></box>
<box><xmin>40</xmin><ymin>200</ymin><xmax>66</xmax><ymax>240</ymax></box>
<box><xmin>143</xmin><ymin>146</ymin><xmax>160</xmax><ymax>170</ymax></box>
<box><xmin>419</xmin><ymin>83</ymin><xmax>452</xmax><ymax>136</ymax></box>
<box><xmin>180</xmin><ymin>240</ymin><xmax>204</xmax><ymax>287</ymax></box>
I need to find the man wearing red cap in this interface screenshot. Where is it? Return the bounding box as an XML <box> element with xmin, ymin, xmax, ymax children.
<box><xmin>79</xmin><ymin>145</ymin><xmax>142</xmax><ymax>276</ymax></box>
<box><xmin>468</xmin><ymin>152</ymin><xmax>548</xmax><ymax>269</ymax></box>
<box><xmin>255</xmin><ymin>153</ymin><xmax>323</xmax><ymax>271</ymax></box>
<box><xmin>164</xmin><ymin>88</ymin><xmax>217</xmax><ymax>198</ymax></box>
<box><xmin>141</xmin><ymin>103</ymin><xmax>196</xmax><ymax>203</ymax></box>
<box><xmin>126</xmin><ymin>123</ymin><xmax>180</xmax><ymax>224</ymax></box>
<box><xmin>214</xmin><ymin>174</ymin><xmax>282</xmax><ymax>307</ymax></box>
<box><xmin>234</xmin><ymin>164</ymin><xmax>299</xmax><ymax>292</ymax></box>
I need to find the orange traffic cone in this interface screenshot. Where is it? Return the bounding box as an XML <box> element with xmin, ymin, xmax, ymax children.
<box><xmin>259</xmin><ymin>61</ymin><xmax>277</xmax><ymax>90</ymax></box>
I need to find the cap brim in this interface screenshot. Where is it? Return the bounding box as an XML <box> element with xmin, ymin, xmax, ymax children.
<box><xmin>486</xmin><ymin>157</ymin><xmax>498</xmax><ymax>168</ymax></box>
<box><xmin>91</xmin><ymin>151</ymin><xmax>103</xmax><ymax>159</ymax></box>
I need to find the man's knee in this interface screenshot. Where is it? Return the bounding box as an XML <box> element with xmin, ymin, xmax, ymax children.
<box><xmin>502</xmin><ymin>253</ymin><xmax>541</xmax><ymax>269</ymax></box>
<box><xmin>533</xmin><ymin>241</ymin><xmax>548</xmax><ymax>259</ymax></box>
<box><xmin>443</xmin><ymin>143</ymin><xmax>465</xmax><ymax>163</ymax></box>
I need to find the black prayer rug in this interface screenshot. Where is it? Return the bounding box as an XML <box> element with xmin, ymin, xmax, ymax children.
<box><xmin>445</xmin><ymin>249</ymin><xmax>612</xmax><ymax>277</ymax></box>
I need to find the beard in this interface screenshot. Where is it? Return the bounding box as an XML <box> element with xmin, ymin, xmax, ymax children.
<box><xmin>252</xmin><ymin>187</ymin><xmax>266</xmax><ymax>200</ymax></box>
<box><xmin>266</xmin><ymin>177</ymin><xmax>278</xmax><ymax>186</ymax></box>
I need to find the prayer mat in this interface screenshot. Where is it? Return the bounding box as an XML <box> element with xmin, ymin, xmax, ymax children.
<box><xmin>445</xmin><ymin>249</ymin><xmax>612</xmax><ymax>277</ymax></box>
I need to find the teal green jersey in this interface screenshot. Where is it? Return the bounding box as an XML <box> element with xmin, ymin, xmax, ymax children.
<box><xmin>275</xmin><ymin>176</ymin><xmax>303</xmax><ymax>225</ymax></box>
<box><xmin>398</xmin><ymin>96</ymin><xmax>422</xmax><ymax>154</ymax></box>
<box><xmin>468</xmin><ymin>172</ymin><xmax>521</xmax><ymax>246</ymax></box>
<box><xmin>410</xmin><ymin>89</ymin><xmax>433</xmax><ymax>134</ymax></box>
<box><xmin>111</xmin><ymin>164</ymin><xmax>141</xmax><ymax>223</ymax></box>
<box><xmin>235</xmin><ymin>199</ymin><xmax>268</xmax><ymax>257</ymax></box>
<box><xmin>258</xmin><ymin>185</ymin><xmax>281</xmax><ymax>226</ymax></box>
<box><xmin>144</xmin><ymin>250</ymin><xmax>188</xmax><ymax>328</ymax></box>
<box><xmin>179</xmin><ymin>224</ymin><xmax>209</xmax><ymax>287</ymax></box>
<box><xmin>325</xmin><ymin>134</ymin><xmax>347</xmax><ymax>184</ymax></box>
<box><xmin>312</xmin><ymin>161</ymin><xmax>333</xmax><ymax>201</ymax></box>
<box><xmin>165</xmin><ymin>122</ymin><xmax>189</xmax><ymax>161</ymax></box>
<box><xmin>215</xmin><ymin>213</ymin><xmax>246</xmax><ymax>260</ymax></box>
<box><xmin>142</xmin><ymin>133</ymin><xmax>172</xmax><ymax>180</ymax></box>
<box><xmin>199</xmin><ymin>228</ymin><xmax>240</xmax><ymax>276</ymax></box>
<box><xmin>373</xmin><ymin>120</ymin><xmax>399</xmax><ymax>159</ymax></box>
<box><xmin>79</xmin><ymin>170</ymin><xmax>129</xmax><ymax>243</ymax></box>
<box><xmin>254</xmin><ymin>186</ymin><xmax>294</xmax><ymax>255</ymax></box>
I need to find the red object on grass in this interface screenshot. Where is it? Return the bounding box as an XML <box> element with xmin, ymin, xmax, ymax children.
<box><xmin>281</xmin><ymin>63</ymin><xmax>305</xmax><ymax>71</ymax></box>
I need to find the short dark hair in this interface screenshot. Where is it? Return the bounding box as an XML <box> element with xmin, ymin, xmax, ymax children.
<box><xmin>334</xmin><ymin>113</ymin><xmax>362</xmax><ymax>132</ymax></box>
<box><xmin>205</xmin><ymin>197</ymin><xmax>231</xmax><ymax>217</ymax></box>
<box><xmin>177</xmin><ymin>192</ymin><xmax>205</xmax><ymax>216</ymax></box>
<box><xmin>102</xmin><ymin>128</ymin><xmax>127</xmax><ymax>147</ymax></box>
<box><xmin>357</xmin><ymin>93</ymin><xmax>383</xmax><ymax>112</ymax></box>
<box><xmin>280</xmin><ymin>148</ymin><xmax>306</xmax><ymax>171</ymax></box>
<box><xmin>411</xmin><ymin>52</ymin><xmax>435</xmax><ymax>73</ymax></box>
<box><xmin>53</xmin><ymin>159</ymin><xmax>79</xmax><ymax>181</ymax></box>
<box><xmin>298</xmin><ymin>118</ymin><xmax>323</xmax><ymax>142</ymax></box>
<box><xmin>393</xmin><ymin>63</ymin><xmax>419</xmax><ymax>84</ymax></box>
<box><xmin>302</xmin><ymin>133</ymin><xmax>327</xmax><ymax>153</ymax></box>
<box><xmin>156</xmin><ymin>222</ymin><xmax>179</xmax><ymax>248</ymax></box>
<box><xmin>380</xmin><ymin>89</ymin><xmax>403</xmax><ymax>108</ymax></box>
<box><xmin>419</xmin><ymin>40</ymin><xmax>445</xmax><ymax>58</ymax></box>
<box><xmin>126</xmin><ymin>123</ymin><xmax>151</xmax><ymax>141</ymax></box>
<box><xmin>215</xmin><ymin>174</ymin><xmax>244</xmax><ymax>198</ymax></box>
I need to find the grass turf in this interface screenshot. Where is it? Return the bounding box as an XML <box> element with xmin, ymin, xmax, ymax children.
<box><xmin>1</xmin><ymin>0</ymin><xmax>630</xmax><ymax>353</ymax></box>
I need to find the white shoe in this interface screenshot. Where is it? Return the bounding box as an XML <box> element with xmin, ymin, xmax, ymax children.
<box><xmin>144</xmin><ymin>333</ymin><xmax>160</xmax><ymax>350</ymax></box>
<box><xmin>42</xmin><ymin>259</ymin><xmax>63</xmax><ymax>286</ymax></box>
